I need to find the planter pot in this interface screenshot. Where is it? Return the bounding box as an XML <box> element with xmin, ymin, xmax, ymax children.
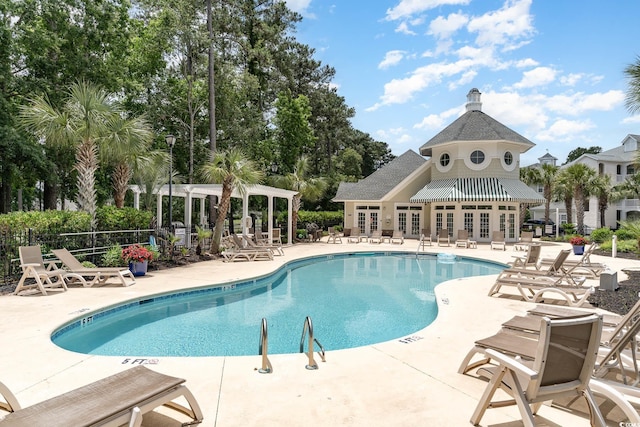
<box><xmin>572</xmin><ymin>245</ymin><xmax>585</xmax><ymax>255</ymax></box>
<box><xmin>128</xmin><ymin>260</ymin><xmax>148</xmax><ymax>276</ymax></box>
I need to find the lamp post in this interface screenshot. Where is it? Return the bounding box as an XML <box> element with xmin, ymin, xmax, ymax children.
<box><xmin>165</xmin><ymin>134</ymin><xmax>176</xmax><ymax>230</ymax></box>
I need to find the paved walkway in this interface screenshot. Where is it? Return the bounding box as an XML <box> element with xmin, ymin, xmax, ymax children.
<box><xmin>0</xmin><ymin>238</ymin><xmax>636</xmax><ymax>426</ymax></box>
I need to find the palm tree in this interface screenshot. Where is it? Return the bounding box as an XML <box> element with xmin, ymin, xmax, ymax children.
<box><xmin>539</xmin><ymin>163</ymin><xmax>559</xmax><ymax>224</ymax></box>
<box><xmin>519</xmin><ymin>166</ymin><xmax>541</xmax><ymax>228</ymax></box>
<box><xmin>200</xmin><ymin>148</ymin><xmax>264</xmax><ymax>254</ymax></box>
<box><xmin>591</xmin><ymin>174</ymin><xmax>612</xmax><ymax>228</ymax></box>
<box><xmin>563</xmin><ymin>163</ymin><xmax>598</xmax><ymax>235</ymax></box>
<box><xmin>19</xmin><ymin>81</ymin><xmax>149</xmax><ymax>226</ymax></box>
<box><xmin>101</xmin><ymin>115</ymin><xmax>154</xmax><ymax>207</ymax></box>
<box><xmin>554</xmin><ymin>169</ymin><xmax>575</xmax><ymax>227</ymax></box>
<box><xmin>131</xmin><ymin>150</ymin><xmax>171</xmax><ymax>212</ymax></box>
<box><xmin>271</xmin><ymin>157</ymin><xmax>327</xmax><ymax>240</ymax></box>
<box><xmin>624</xmin><ymin>55</ymin><xmax>640</xmax><ymax>113</ymax></box>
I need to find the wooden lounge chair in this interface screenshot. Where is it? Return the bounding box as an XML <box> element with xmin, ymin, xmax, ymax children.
<box><xmin>455</xmin><ymin>229</ymin><xmax>470</xmax><ymax>248</ymax></box>
<box><xmin>52</xmin><ymin>248</ymin><xmax>136</xmax><ymax>287</ymax></box>
<box><xmin>540</xmin><ymin>242</ymin><xmax>606</xmax><ymax>278</ymax></box>
<box><xmin>347</xmin><ymin>228</ymin><xmax>366</xmax><ymax>243</ymax></box>
<box><xmin>490</xmin><ymin>230</ymin><xmax>506</xmax><ymax>251</ymax></box>
<box><xmin>419</xmin><ymin>229</ymin><xmax>432</xmax><ymax>247</ymax></box>
<box><xmin>327</xmin><ymin>227</ymin><xmax>342</xmax><ymax>244</ymax></box>
<box><xmin>0</xmin><ymin>365</ymin><xmax>203</xmax><ymax>427</ymax></box>
<box><xmin>508</xmin><ymin>243</ymin><xmax>541</xmax><ymax>269</ymax></box>
<box><xmin>230</xmin><ymin>234</ymin><xmax>273</xmax><ymax>261</ymax></box>
<box><xmin>390</xmin><ymin>230</ymin><xmax>404</xmax><ymax>244</ymax></box>
<box><xmin>368</xmin><ymin>230</ymin><xmax>383</xmax><ymax>244</ymax></box>
<box><xmin>468</xmin><ymin>314</ymin><xmax>605</xmax><ymax>427</ymax></box>
<box><xmin>514</xmin><ymin>230</ymin><xmax>534</xmax><ymax>251</ymax></box>
<box><xmin>220</xmin><ymin>236</ymin><xmax>255</xmax><ymax>262</ymax></box>
<box><xmin>13</xmin><ymin>245</ymin><xmax>79</xmax><ymax>296</ymax></box>
<box><xmin>494</xmin><ymin>249</ymin><xmax>587</xmax><ymax>287</ymax></box>
<box><xmin>242</xmin><ymin>233</ymin><xmax>283</xmax><ymax>256</ymax></box>
<box><xmin>270</xmin><ymin>228</ymin><xmax>282</xmax><ymax>245</ymax></box>
<box><xmin>437</xmin><ymin>229</ymin><xmax>450</xmax><ymax>247</ymax></box>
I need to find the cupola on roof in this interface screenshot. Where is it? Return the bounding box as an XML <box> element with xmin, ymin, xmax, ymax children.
<box><xmin>419</xmin><ymin>88</ymin><xmax>535</xmax><ymax>157</ymax></box>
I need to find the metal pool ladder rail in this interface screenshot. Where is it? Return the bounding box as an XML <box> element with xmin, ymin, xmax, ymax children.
<box><xmin>299</xmin><ymin>316</ymin><xmax>326</xmax><ymax>370</ymax></box>
<box><xmin>258</xmin><ymin>318</ymin><xmax>272</xmax><ymax>374</ymax></box>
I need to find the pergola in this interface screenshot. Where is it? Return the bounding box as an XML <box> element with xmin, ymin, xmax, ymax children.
<box><xmin>128</xmin><ymin>184</ymin><xmax>298</xmax><ymax>246</ymax></box>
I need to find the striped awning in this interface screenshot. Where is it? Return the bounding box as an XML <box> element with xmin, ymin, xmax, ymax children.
<box><xmin>410</xmin><ymin>177</ymin><xmax>545</xmax><ymax>203</ymax></box>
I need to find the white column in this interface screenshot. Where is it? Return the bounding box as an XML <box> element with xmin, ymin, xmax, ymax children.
<box><xmin>287</xmin><ymin>196</ymin><xmax>293</xmax><ymax>244</ymax></box>
<box><xmin>200</xmin><ymin>197</ymin><xmax>206</xmax><ymax>225</ymax></box>
<box><xmin>268</xmin><ymin>195</ymin><xmax>274</xmax><ymax>242</ymax></box>
<box><xmin>242</xmin><ymin>193</ymin><xmax>250</xmax><ymax>234</ymax></box>
<box><xmin>132</xmin><ymin>189</ymin><xmax>140</xmax><ymax>209</ymax></box>
<box><xmin>185</xmin><ymin>190</ymin><xmax>193</xmax><ymax>247</ymax></box>
<box><xmin>156</xmin><ymin>193</ymin><xmax>163</xmax><ymax>228</ymax></box>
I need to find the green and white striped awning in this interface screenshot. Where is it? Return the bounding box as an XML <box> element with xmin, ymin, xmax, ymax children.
<box><xmin>410</xmin><ymin>177</ymin><xmax>545</xmax><ymax>203</ymax></box>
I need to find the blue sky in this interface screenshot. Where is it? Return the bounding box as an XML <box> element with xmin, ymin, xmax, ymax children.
<box><xmin>285</xmin><ymin>0</ymin><xmax>640</xmax><ymax>166</ymax></box>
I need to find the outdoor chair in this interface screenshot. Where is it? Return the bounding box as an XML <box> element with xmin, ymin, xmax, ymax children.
<box><xmin>368</xmin><ymin>230</ymin><xmax>383</xmax><ymax>244</ymax></box>
<box><xmin>347</xmin><ymin>228</ymin><xmax>367</xmax><ymax>243</ymax></box>
<box><xmin>495</xmin><ymin>249</ymin><xmax>587</xmax><ymax>287</ymax></box>
<box><xmin>508</xmin><ymin>243</ymin><xmax>541</xmax><ymax>269</ymax></box>
<box><xmin>390</xmin><ymin>230</ymin><xmax>404</xmax><ymax>244</ymax></box>
<box><xmin>0</xmin><ymin>365</ymin><xmax>203</xmax><ymax>427</ymax></box>
<box><xmin>241</xmin><ymin>233</ymin><xmax>283</xmax><ymax>256</ymax></box>
<box><xmin>437</xmin><ymin>229</ymin><xmax>450</xmax><ymax>247</ymax></box>
<box><xmin>13</xmin><ymin>245</ymin><xmax>79</xmax><ymax>296</ymax></box>
<box><xmin>514</xmin><ymin>231</ymin><xmax>534</xmax><ymax>251</ymax></box>
<box><xmin>271</xmin><ymin>228</ymin><xmax>282</xmax><ymax>245</ymax></box>
<box><xmin>52</xmin><ymin>248</ymin><xmax>136</xmax><ymax>287</ymax></box>
<box><xmin>455</xmin><ymin>229</ymin><xmax>470</xmax><ymax>248</ymax></box>
<box><xmin>540</xmin><ymin>242</ymin><xmax>606</xmax><ymax>278</ymax></box>
<box><xmin>327</xmin><ymin>226</ymin><xmax>342</xmax><ymax>244</ymax></box>
<box><xmin>490</xmin><ymin>230</ymin><xmax>506</xmax><ymax>251</ymax></box>
<box><xmin>468</xmin><ymin>313</ymin><xmax>605</xmax><ymax>427</ymax></box>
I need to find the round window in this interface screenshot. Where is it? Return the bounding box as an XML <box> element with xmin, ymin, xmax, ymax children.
<box><xmin>504</xmin><ymin>151</ymin><xmax>513</xmax><ymax>165</ymax></box>
<box><xmin>470</xmin><ymin>150</ymin><xmax>485</xmax><ymax>165</ymax></box>
<box><xmin>439</xmin><ymin>153</ymin><xmax>450</xmax><ymax>167</ymax></box>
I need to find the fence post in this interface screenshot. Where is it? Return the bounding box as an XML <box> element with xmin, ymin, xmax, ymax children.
<box><xmin>28</xmin><ymin>228</ymin><xmax>33</xmax><ymax>246</ymax></box>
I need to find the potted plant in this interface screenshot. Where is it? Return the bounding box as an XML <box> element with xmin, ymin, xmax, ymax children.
<box><xmin>122</xmin><ymin>244</ymin><xmax>154</xmax><ymax>276</ymax></box>
<box><xmin>569</xmin><ymin>236</ymin><xmax>588</xmax><ymax>255</ymax></box>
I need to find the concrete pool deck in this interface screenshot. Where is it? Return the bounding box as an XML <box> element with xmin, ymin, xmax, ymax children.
<box><xmin>0</xmin><ymin>239</ymin><xmax>637</xmax><ymax>426</ymax></box>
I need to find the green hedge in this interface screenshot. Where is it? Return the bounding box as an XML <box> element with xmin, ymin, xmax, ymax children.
<box><xmin>277</xmin><ymin>210</ymin><xmax>343</xmax><ymax>231</ymax></box>
<box><xmin>0</xmin><ymin>207</ymin><xmax>153</xmax><ymax>233</ymax></box>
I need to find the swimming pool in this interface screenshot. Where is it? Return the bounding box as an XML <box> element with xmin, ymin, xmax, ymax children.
<box><xmin>52</xmin><ymin>252</ymin><xmax>504</xmax><ymax>357</ymax></box>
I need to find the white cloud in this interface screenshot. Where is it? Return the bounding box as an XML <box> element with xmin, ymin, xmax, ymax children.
<box><xmin>285</xmin><ymin>0</ymin><xmax>314</xmax><ymax>17</ymax></box>
<box><xmin>513</xmin><ymin>66</ymin><xmax>557</xmax><ymax>88</ymax></box>
<box><xmin>448</xmin><ymin>70</ymin><xmax>477</xmax><ymax>90</ymax></box>
<box><xmin>395</xmin><ymin>21</ymin><xmax>417</xmax><ymax>35</ymax></box>
<box><xmin>428</xmin><ymin>12</ymin><xmax>469</xmax><ymax>39</ymax></box>
<box><xmin>545</xmin><ymin>91</ymin><xmax>625</xmax><ymax>115</ymax></box>
<box><xmin>514</xmin><ymin>58</ymin><xmax>539</xmax><ymax>68</ymax></box>
<box><xmin>385</xmin><ymin>0</ymin><xmax>470</xmax><ymax>21</ymax></box>
<box><xmin>379</xmin><ymin>50</ymin><xmax>407</xmax><ymax>69</ymax></box>
<box><xmin>536</xmin><ymin>119</ymin><xmax>596</xmax><ymax>142</ymax></box>
<box><xmin>622</xmin><ymin>115</ymin><xmax>640</xmax><ymax>124</ymax></box>
<box><xmin>414</xmin><ymin>106</ymin><xmax>461</xmax><ymax>129</ymax></box>
<box><xmin>467</xmin><ymin>0</ymin><xmax>534</xmax><ymax>49</ymax></box>
<box><xmin>560</xmin><ymin>73</ymin><xmax>584</xmax><ymax>86</ymax></box>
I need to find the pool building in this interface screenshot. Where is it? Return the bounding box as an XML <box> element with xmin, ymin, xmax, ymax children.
<box><xmin>333</xmin><ymin>88</ymin><xmax>545</xmax><ymax>243</ymax></box>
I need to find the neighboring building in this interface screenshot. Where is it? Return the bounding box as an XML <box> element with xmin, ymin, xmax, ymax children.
<box><xmin>532</xmin><ymin>134</ymin><xmax>640</xmax><ymax>232</ymax></box>
<box><xmin>334</xmin><ymin>89</ymin><xmax>545</xmax><ymax>242</ymax></box>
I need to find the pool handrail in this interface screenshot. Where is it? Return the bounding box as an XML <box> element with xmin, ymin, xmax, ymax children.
<box><xmin>258</xmin><ymin>318</ymin><xmax>272</xmax><ymax>374</ymax></box>
<box><xmin>300</xmin><ymin>316</ymin><xmax>326</xmax><ymax>370</ymax></box>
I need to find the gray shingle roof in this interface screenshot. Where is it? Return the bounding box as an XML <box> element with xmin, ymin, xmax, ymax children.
<box><xmin>333</xmin><ymin>150</ymin><xmax>427</xmax><ymax>201</ymax></box>
<box><xmin>419</xmin><ymin>110</ymin><xmax>535</xmax><ymax>156</ymax></box>
<box><xmin>410</xmin><ymin>177</ymin><xmax>545</xmax><ymax>203</ymax></box>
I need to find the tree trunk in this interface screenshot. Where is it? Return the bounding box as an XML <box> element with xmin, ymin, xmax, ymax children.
<box><xmin>575</xmin><ymin>189</ymin><xmax>585</xmax><ymax>235</ymax></box>
<box><xmin>112</xmin><ymin>162</ymin><xmax>132</xmax><ymax>208</ymax></box>
<box><xmin>210</xmin><ymin>184</ymin><xmax>232</xmax><ymax>254</ymax></box>
<box><xmin>43</xmin><ymin>181</ymin><xmax>58</xmax><ymax>210</ymax></box>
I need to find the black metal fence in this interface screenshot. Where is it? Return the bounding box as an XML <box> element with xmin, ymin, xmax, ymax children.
<box><xmin>0</xmin><ymin>228</ymin><xmax>154</xmax><ymax>287</ymax></box>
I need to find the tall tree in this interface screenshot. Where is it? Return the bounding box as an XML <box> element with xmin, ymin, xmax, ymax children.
<box><xmin>539</xmin><ymin>163</ymin><xmax>559</xmax><ymax>224</ymax></box>
<box><xmin>624</xmin><ymin>55</ymin><xmax>640</xmax><ymax>114</ymax></box>
<box><xmin>592</xmin><ymin>174</ymin><xmax>612</xmax><ymax>228</ymax></box>
<box><xmin>554</xmin><ymin>169</ymin><xmax>575</xmax><ymax>227</ymax></box>
<box><xmin>519</xmin><ymin>166</ymin><xmax>541</xmax><ymax>227</ymax></box>
<box><xmin>200</xmin><ymin>148</ymin><xmax>264</xmax><ymax>254</ymax></box>
<box><xmin>273</xmin><ymin>91</ymin><xmax>315</xmax><ymax>173</ymax></box>
<box><xmin>563</xmin><ymin>146</ymin><xmax>602</xmax><ymax>164</ymax></box>
<box><xmin>563</xmin><ymin>163</ymin><xmax>597</xmax><ymax>235</ymax></box>
<box><xmin>272</xmin><ymin>156</ymin><xmax>327</xmax><ymax>239</ymax></box>
<box><xmin>20</xmin><ymin>82</ymin><xmax>150</xmax><ymax>226</ymax></box>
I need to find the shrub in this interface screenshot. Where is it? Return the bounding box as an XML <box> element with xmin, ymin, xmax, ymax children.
<box><xmin>121</xmin><ymin>244</ymin><xmax>154</xmax><ymax>263</ymax></box>
<box><xmin>590</xmin><ymin>227</ymin><xmax>613</xmax><ymax>243</ymax></box>
<box><xmin>102</xmin><ymin>244</ymin><xmax>125</xmax><ymax>267</ymax></box>
<box><xmin>561</xmin><ymin>223</ymin><xmax>576</xmax><ymax>234</ymax></box>
<box><xmin>615</xmin><ymin>228</ymin><xmax>637</xmax><ymax>241</ymax></box>
<box><xmin>599</xmin><ymin>238</ymin><xmax>637</xmax><ymax>253</ymax></box>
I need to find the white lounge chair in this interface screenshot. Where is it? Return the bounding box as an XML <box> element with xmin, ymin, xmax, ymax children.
<box><xmin>437</xmin><ymin>229</ymin><xmax>450</xmax><ymax>247</ymax></box>
<box><xmin>0</xmin><ymin>365</ymin><xmax>203</xmax><ymax>427</ymax></box>
<box><xmin>390</xmin><ymin>230</ymin><xmax>404</xmax><ymax>244</ymax></box>
<box><xmin>13</xmin><ymin>245</ymin><xmax>78</xmax><ymax>296</ymax></box>
<box><xmin>52</xmin><ymin>248</ymin><xmax>136</xmax><ymax>287</ymax></box>
<box><xmin>490</xmin><ymin>230</ymin><xmax>506</xmax><ymax>251</ymax></box>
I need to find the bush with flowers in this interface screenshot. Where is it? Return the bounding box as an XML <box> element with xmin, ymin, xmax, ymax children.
<box><xmin>121</xmin><ymin>244</ymin><xmax>154</xmax><ymax>264</ymax></box>
<box><xmin>569</xmin><ymin>236</ymin><xmax>588</xmax><ymax>246</ymax></box>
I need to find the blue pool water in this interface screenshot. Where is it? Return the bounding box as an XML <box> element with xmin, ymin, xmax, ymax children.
<box><xmin>52</xmin><ymin>252</ymin><xmax>504</xmax><ymax>357</ymax></box>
